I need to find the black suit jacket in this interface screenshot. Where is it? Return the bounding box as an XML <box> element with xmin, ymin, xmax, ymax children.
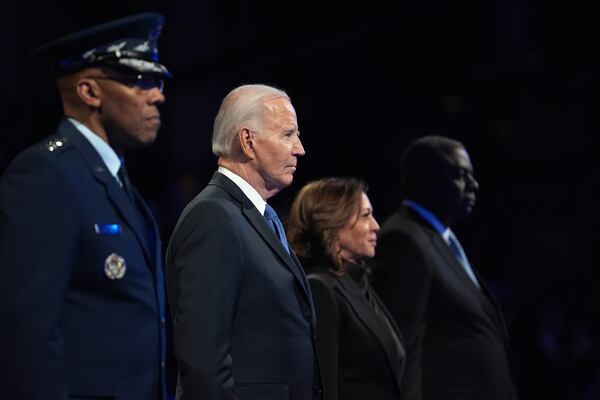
<box><xmin>166</xmin><ymin>172</ymin><xmax>321</xmax><ymax>400</ymax></box>
<box><xmin>0</xmin><ymin>119</ymin><xmax>167</xmax><ymax>399</ymax></box>
<box><xmin>372</xmin><ymin>206</ymin><xmax>516</xmax><ymax>400</ymax></box>
<box><xmin>307</xmin><ymin>265</ymin><xmax>405</xmax><ymax>400</ymax></box>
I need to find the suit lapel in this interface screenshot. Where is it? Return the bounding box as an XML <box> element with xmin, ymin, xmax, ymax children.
<box><xmin>402</xmin><ymin>207</ymin><xmax>484</xmax><ymax>299</ymax></box>
<box><xmin>405</xmin><ymin>207</ymin><xmax>508</xmax><ymax>340</ymax></box>
<box><xmin>59</xmin><ymin>120</ymin><xmax>153</xmax><ymax>267</ymax></box>
<box><xmin>430</xmin><ymin>232</ymin><xmax>483</xmax><ymax>298</ymax></box>
<box><xmin>244</xmin><ymin>206</ymin><xmax>314</xmax><ymax>304</ymax></box>
<box><xmin>430</xmin><ymin>233</ymin><xmax>507</xmax><ymax>333</ymax></box>
<box><xmin>208</xmin><ymin>172</ymin><xmax>312</xmax><ymax>304</ymax></box>
<box><xmin>472</xmin><ymin>271</ymin><xmax>510</xmax><ymax>342</ymax></box>
<box><xmin>290</xmin><ymin>250</ymin><xmax>316</xmax><ymax>323</ymax></box>
<box><xmin>335</xmin><ymin>273</ymin><xmax>403</xmax><ymax>391</ymax></box>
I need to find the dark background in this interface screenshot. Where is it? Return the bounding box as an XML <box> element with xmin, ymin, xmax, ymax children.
<box><xmin>3</xmin><ymin>1</ymin><xmax>600</xmax><ymax>398</ymax></box>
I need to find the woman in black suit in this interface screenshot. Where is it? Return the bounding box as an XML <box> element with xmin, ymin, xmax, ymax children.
<box><xmin>287</xmin><ymin>177</ymin><xmax>406</xmax><ymax>400</ymax></box>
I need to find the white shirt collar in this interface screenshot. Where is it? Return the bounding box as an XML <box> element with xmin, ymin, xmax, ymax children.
<box><xmin>68</xmin><ymin>118</ymin><xmax>121</xmax><ymax>179</ymax></box>
<box><xmin>217</xmin><ymin>166</ymin><xmax>267</xmax><ymax>215</ymax></box>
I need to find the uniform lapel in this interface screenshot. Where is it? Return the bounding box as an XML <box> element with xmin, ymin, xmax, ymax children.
<box><xmin>132</xmin><ymin>185</ymin><xmax>162</xmax><ymax>271</ymax></box>
<box><xmin>59</xmin><ymin>120</ymin><xmax>153</xmax><ymax>266</ymax></box>
<box><xmin>335</xmin><ymin>273</ymin><xmax>404</xmax><ymax>391</ymax></box>
<box><xmin>132</xmin><ymin>185</ymin><xmax>166</xmax><ymax>321</ymax></box>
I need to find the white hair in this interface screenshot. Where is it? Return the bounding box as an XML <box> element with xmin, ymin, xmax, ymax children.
<box><xmin>212</xmin><ymin>84</ymin><xmax>290</xmax><ymax>157</ymax></box>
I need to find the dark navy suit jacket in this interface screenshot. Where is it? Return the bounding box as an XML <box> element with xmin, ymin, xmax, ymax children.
<box><xmin>372</xmin><ymin>206</ymin><xmax>516</xmax><ymax>400</ymax></box>
<box><xmin>0</xmin><ymin>119</ymin><xmax>167</xmax><ymax>399</ymax></box>
<box><xmin>166</xmin><ymin>172</ymin><xmax>322</xmax><ymax>400</ymax></box>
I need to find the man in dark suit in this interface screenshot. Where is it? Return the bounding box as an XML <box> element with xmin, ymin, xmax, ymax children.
<box><xmin>0</xmin><ymin>13</ymin><xmax>170</xmax><ymax>399</ymax></box>
<box><xmin>166</xmin><ymin>84</ymin><xmax>322</xmax><ymax>400</ymax></box>
<box><xmin>372</xmin><ymin>135</ymin><xmax>517</xmax><ymax>400</ymax></box>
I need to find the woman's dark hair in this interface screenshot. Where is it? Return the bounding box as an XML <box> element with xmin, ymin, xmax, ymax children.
<box><xmin>287</xmin><ymin>177</ymin><xmax>367</xmax><ymax>272</ymax></box>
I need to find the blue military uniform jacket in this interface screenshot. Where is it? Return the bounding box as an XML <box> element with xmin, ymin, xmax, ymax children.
<box><xmin>0</xmin><ymin>119</ymin><xmax>167</xmax><ymax>399</ymax></box>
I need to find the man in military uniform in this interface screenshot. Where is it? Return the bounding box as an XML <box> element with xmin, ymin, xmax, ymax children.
<box><xmin>0</xmin><ymin>12</ymin><xmax>170</xmax><ymax>399</ymax></box>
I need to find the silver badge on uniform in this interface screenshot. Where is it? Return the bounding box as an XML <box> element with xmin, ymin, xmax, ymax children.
<box><xmin>104</xmin><ymin>253</ymin><xmax>127</xmax><ymax>280</ymax></box>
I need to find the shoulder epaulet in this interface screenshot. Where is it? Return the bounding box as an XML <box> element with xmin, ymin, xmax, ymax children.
<box><xmin>42</xmin><ymin>137</ymin><xmax>69</xmax><ymax>153</ymax></box>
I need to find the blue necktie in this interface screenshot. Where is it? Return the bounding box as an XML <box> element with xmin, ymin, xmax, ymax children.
<box><xmin>264</xmin><ymin>204</ymin><xmax>290</xmax><ymax>254</ymax></box>
<box><xmin>447</xmin><ymin>230</ymin><xmax>480</xmax><ymax>289</ymax></box>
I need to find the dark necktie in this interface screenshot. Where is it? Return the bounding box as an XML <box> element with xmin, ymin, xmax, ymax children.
<box><xmin>264</xmin><ymin>204</ymin><xmax>290</xmax><ymax>254</ymax></box>
<box><xmin>117</xmin><ymin>161</ymin><xmax>155</xmax><ymax>255</ymax></box>
<box><xmin>447</xmin><ymin>230</ymin><xmax>480</xmax><ymax>288</ymax></box>
<box><xmin>117</xmin><ymin>161</ymin><xmax>135</xmax><ymax>203</ymax></box>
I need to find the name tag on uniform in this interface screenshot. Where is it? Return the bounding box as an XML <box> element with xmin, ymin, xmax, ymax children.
<box><xmin>94</xmin><ymin>224</ymin><xmax>122</xmax><ymax>235</ymax></box>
